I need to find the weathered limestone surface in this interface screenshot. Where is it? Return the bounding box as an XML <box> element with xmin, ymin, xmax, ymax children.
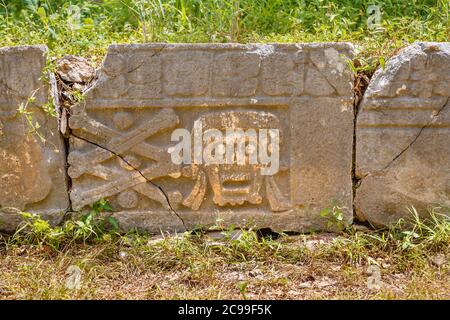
<box><xmin>68</xmin><ymin>43</ymin><xmax>354</xmax><ymax>233</ymax></box>
<box><xmin>0</xmin><ymin>46</ymin><xmax>69</xmax><ymax>231</ymax></box>
<box><xmin>355</xmin><ymin>42</ymin><xmax>450</xmax><ymax>226</ymax></box>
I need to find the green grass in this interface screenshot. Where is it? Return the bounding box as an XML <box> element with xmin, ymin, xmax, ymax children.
<box><xmin>0</xmin><ymin>207</ymin><xmax>448</xmax><ymax>299</ymax></box>
<box><xmin>0</xmin><ymin>0</ymin><xmax>448</xmax><ymax>63</ymax></box>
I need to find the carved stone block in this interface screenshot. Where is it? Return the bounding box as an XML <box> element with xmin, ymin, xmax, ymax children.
<box><xmin>355</xmin><ymin>43</ymin><xmax>450</xmax><ymax>226</ymax></box>
<box><xmin>0</xmin><ymin>46</ymin><xmax>69</xmax><ymax>231</ymax></box>
<box><xmin>69</xmin><ymin>43</ymin><xmax>354</xmax><ymax>233</ymax></box>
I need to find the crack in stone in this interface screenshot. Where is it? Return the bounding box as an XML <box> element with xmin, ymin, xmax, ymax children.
<box><xmin>125</xmin><ymin>44</ymin><xmax>167</xmax><ymax>75</ymax></box>
<box><xmin>351</xmin><ymin>70</ymin><xmax>371</xmax><ymax>221</ymax></box>
<box><xmin>150</xmin><ymin>44</ymin><xmax>167</xmax><ymax>57</ymax></box>
<box><xmin>69</xmin><ymin>132</ymin><xmax>187</xmax><ymax>230</ymax></box>
<box><xmin>0</xmin><ymin>80</ymin><xmax>22</xmax><ymax>96</ymax></box>
<box><xmin>310</xmin><ymin>63</ymin><xmax>339</xmax><ymax>94</ymax></box>
<box><xmin>351</xmin><ymin>93</ymin><xmax>361</xmax><ymax>218</ymax></box>
<box><xmin>382</xmin><ymin>96</ymin><xmax>449</xmax><ymax>171</ymax></box>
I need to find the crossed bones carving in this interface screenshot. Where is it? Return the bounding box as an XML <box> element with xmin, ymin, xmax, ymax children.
<box><xmin>68</xmin><ymin>108</ymin><xmax>182</xmax><ymax>211</ymax></box>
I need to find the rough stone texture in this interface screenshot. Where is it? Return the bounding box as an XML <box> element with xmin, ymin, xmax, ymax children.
<box><xmin>0</xmin><ymin>46</ymin><xmax>69</xmax><ymax>232</ymax></box>
<box><xmin>68</xmin><ymin>43</ymin><xmax>354</xmax><ymax>233</ymax></box>
<box><xmin>57</xmin><ymin>55</ymin><xmax>95</xmax><ymax>84</ymax></box>
<box><xmin>356</xmin><ymin>42</ymin><xmax>450</xmax><ymax>226</ymax></box>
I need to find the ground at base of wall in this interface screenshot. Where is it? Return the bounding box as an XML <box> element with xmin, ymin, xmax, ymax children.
<box><xmin>0</xmin><ymin>230</ymin><xmax>448</xmax><ymax>299</ymax></box>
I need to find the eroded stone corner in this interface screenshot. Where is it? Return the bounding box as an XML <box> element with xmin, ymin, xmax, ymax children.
<box><xmin>0</xmin><ymin>45</ymin><xmax>70</xmax><ymax>232</ymax></box>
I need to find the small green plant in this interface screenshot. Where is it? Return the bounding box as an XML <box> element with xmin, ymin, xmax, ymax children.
<box><xmin>42</xmin><ymin>101</ymin><xmax>57</xmax><ymax>118</ymax></box>
<box><xmin>17</xmin><ymin>90</ymin><xmax>46</xmax><ymax>143</ymax></box>
<box><xmin>12</xmin><ymin>212</ymin><xmax>64</xmax><ymax>249</ymax></box>
<box><xmin>343</xmin><ymin>52</ymin><xmax>387</xmax><ymax>78</ymax></box>
<box><xmin>82</xmin><ymin>198</ymin><xmax>117</xmax><ymax>229</ymax></box>
<box><xmin>72</xmin><ymin>90</ymin><xmax>85</xmax><ymax>103</ymax></box>
<box><xmin>10</xmin><ymin>199</ymin><xmax>120</xmax><ymax>251</ymax></box>
<box><xmin>320</xmin><ymin>205</ymin><xmax>347</xmax><ymax>231</ymax></box>
<box><xmin>236</xmin><ymin>281</ymin><xmax>248</xmax><ymax>299</ymax></box>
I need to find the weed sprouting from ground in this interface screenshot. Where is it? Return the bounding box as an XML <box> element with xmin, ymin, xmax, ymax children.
<box><xmin>0</xmin><ymin>206</ymin><xmax>448</xmax><ymax>299</ymax></box>
<box><xmin>4</xmin><ymin>199</ymin><xmax>119</xmax><ymax>251</ymax></box>
<box><xmin>323</xmin><ymin>207</ymin><xmax>450</xmax><ymax>269</ymax></box>
<box><xmin>2</xmin><ymin>205</ymin><xmax>449</xmax><ymax>262</ymax></box>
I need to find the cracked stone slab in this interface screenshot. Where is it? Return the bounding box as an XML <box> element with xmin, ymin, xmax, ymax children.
<box><xmin>0</xmin><ymin>45</ymin><xmax>69</xmax><ymax>232</ymax></box>
<box><xmin>355</xmin><ymin>42</ymin><xmax>450</xmax><ymax>226</ymax></box>
<box><xmin>68</xmin><ymin>43</ymin><xmax>354</xmax><ymax>233</ymax></box>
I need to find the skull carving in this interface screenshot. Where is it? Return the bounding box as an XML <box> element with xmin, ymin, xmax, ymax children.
<box><xmin>182</xmin><ymin>110</ymin><xmax>291</xmax><ymax>212</ymax></box>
